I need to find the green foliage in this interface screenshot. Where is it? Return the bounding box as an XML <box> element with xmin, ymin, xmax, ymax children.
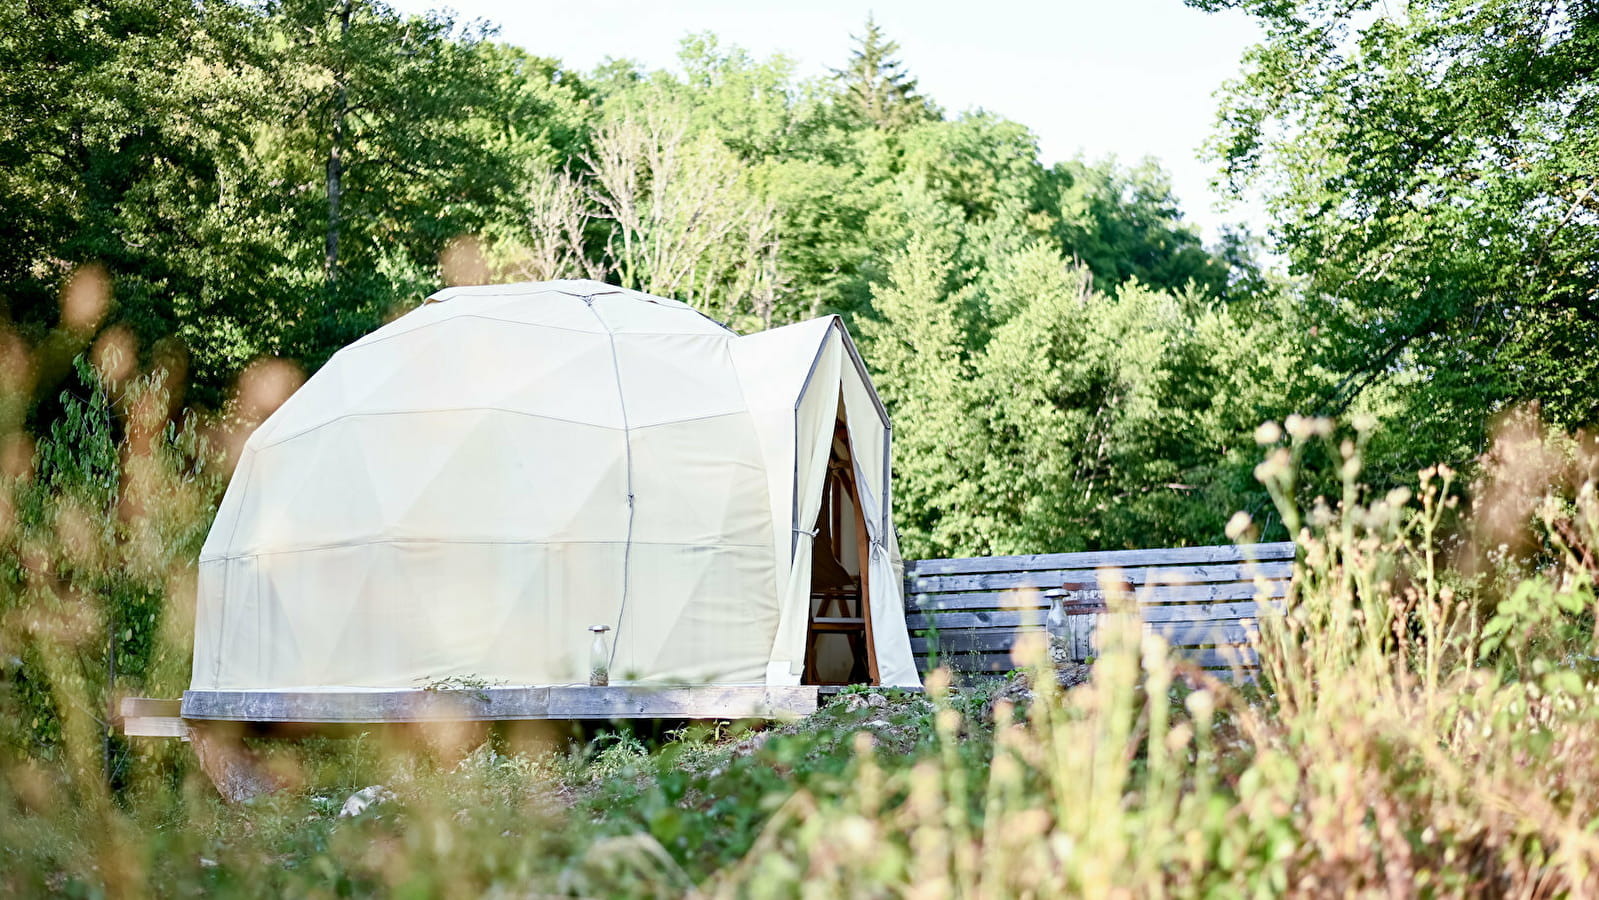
<box><xmin>861</xmin><ymin>230</ymin><xmax>1303</xmax><ymax>558</ymax></box>
<box><xmin>1</xmin><ymin>356</ymin><xmax>220</xmax><ymax>777</ymax></box>
<box><xmin>1198</xmin><ymin>0</ymin><xmax>1599</xmax><ymax>478</ymax></box>
<box><xmin>4</xmin><ymin>4</ymin><xmax>1287</xmax><ymax>556</ymax></box>
<box><xmin>1050</xmin><ymin>157</ymin><xmax>1236</xmax><ymax>300</ymax></box>
<box><xmin>832</xmin><ymin>15</ymin><xmax>938</xmax><ymax>131</ymax></box>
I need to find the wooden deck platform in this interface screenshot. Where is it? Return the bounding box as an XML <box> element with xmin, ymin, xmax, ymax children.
<box><xmin>124</xmin><ymin>686</ymin><xmax>826</xmax><ymax>802</ymax></box>
<box><xmin>160</xmin><ymin>685</ymin><xmax>821</xmax><ymax>725</ymax></box>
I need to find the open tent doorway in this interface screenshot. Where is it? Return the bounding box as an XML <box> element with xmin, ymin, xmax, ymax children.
<box><xmin>803</xmin><ymin>400</ymin><xmax>879</xmax><ymax>685</ymax></box>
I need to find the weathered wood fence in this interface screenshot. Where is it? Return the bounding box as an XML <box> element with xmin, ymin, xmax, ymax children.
<box><xmin>903</xmin><ymin>542</ymin><xmax>1296</xmax><ymax>674</ymax></box>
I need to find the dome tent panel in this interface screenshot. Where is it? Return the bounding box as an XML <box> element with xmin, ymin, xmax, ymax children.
<box><xmin>193</xmin><ymin>541</ymin><xmax>632</xmax><ymax>690</ymax></box>
<box><xmin>220</xmin><ymin>420</ymin><xmax>391</xmax><ymax>557</ymax></box>
<box><xmin>609</xmin><ymin>330</ymin><xmax>746</xmax><ymax>427</ymax></box>
<box><xmin>335</xmin><ymin>316</ymin><xmax>626</xmax><ymax>429</ymax></box>
<box><xmin>588</xmin><ymin>289</ymin><xmax>731</xmax><ymax>335</ymax></box>
<box><xmin>616</xmin><ymin>542</ymin><xmax>780</xmax><ymax>683</ymax></box>
<box><xmin>209</xmin><ymin>410</ymin><xmax>631</xmax><ymax>557</ymax></box>
<box><xmin>626</xmin><ymin>413</ymin><xmax>774</xmax><ymax>547</ymax></box>
<box><xmin>341</xmin><ymin>413</ymin><xmax>627</xmax><ymax>543</ymax></box>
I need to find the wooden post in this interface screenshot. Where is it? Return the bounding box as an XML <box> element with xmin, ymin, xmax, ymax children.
<box><xmin>188</xmin><ymin>722</ymin><xmax>285</xmax><ymax>804</ymax></box>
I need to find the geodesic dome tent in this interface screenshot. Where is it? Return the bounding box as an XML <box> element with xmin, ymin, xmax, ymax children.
<box><xmin>190</xmin><ymin>280</ymin><xmax>920</xmax><ymax>695</ymax></box>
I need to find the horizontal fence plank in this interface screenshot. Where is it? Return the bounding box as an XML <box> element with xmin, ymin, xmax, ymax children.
<box><xmin>907</xmin><ymin>542</ymin><xmax>1295</xmax><ymax>576</ymax></box>
<box><xmin>917</xmin><ymin>652</ymin><xmax>1016</xmax><ymax>674</ymax></box>
<box><xmin>1158</xmin><ymin>619</ymin><xmax>1260</xmax><ymax>646</ymax></box>
<box><xmin>906</xmin><ymin>598</ymin><xmax>1282</xmax><ymax>633</ymax></box>
<box><xmin>1143</xmin><ymin>599</ymin><xmax>1282</xmax><ymax>623</ymax></box>
<box><xmin>907</xmin><ymin>608</ymin><xmax>1051</xmax><ymax>632</ymax></box>
<box><xmin>911</xmin><ymin>619</ymin><xmax>1260</xmax><ymax>654</ymax></box>
<box><xmin>1182</xmin><ymin>646</ymin><xmax>1259</xmax><ymax>668</ymax></box>
<box><xmin>913</xmin><ymin>630</ymin><xmax>1033</xmax><ymax>654</ymax></box>
<box><xmin>910</xmin><ymin>560</ymin><xmax>1293</xmax><ymax>595</ymax></box>
<box><xmin>908</xmin><ymin>579</ymin><xmax>1288</xmax><ymax>616</ymax></box>
<box><xmin>915</xmin><ymin>645</ymin><xmax>1258</xmax><ymax>674</ymax></box>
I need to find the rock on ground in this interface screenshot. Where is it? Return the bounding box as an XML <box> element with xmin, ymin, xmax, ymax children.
<box><xmin>980</xmin><ymin>662</ymin><xmax>1094</xmax><ymax>723</ymax></box>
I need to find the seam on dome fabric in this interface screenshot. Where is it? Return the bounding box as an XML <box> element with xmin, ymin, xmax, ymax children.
<box><xmin>219</xmin><ymin>449</ymin><xmax>258</xmax><ymax>574</ymax></box>
<box><xmin>253</xmin><ymin>405</ymin><xmax>628</xmax><ymax>450</ymax></box>
<box><xmin>595</xmin><ymin>290</ymin><xmax>737</xmax><ymax>333</ymax></box>
<box><xmin>201</xmin><ymin>537</ymin><xmax>774</xmax><ymax>562</ymax></box>
<box><xmin>259</xmin><ymin>407</ymin><xmax>760</xmax><ymax>451</ymax></box>
<box><xmin>585</xmin><ymin>296</ymin><xmax>638</xmax><ymax>671</ymax></box>
<box><xmin>626</xmin><ymin>409</ymin><xmax>753</xmax><ymax>430</ymax></box>
<box><xmin>344</xmin><ymin>306</ymin><xmax>734</xmax><ymax>353</ymax></box>
<box><xmin>343</xmin><ymin>309</ymin><xmax>609</xmax><ymax>353</ymax></box>
<box><xmin>428</xmin><ymin>286</ymin><xmax>582</xmax><ymax>302</ymax></box>
<box><xmin>430</xmin><ymin>283</ymin><xmax>683</xmax><ymax>311</ymax></box>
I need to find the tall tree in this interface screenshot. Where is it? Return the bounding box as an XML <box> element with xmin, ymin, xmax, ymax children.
<box><xmin>323</xmin><ymin>0</ymin><xmax>354</xmax><ymax>288</ymax></box>
<box><xmin>1196</xmin><ymin>0</ymin><xmax>1599</xmax><ymax>472</ymax></box>
<box><xmin>1050</xmin><ymin>158</ymin><xmax>1234</xmax><ymax>301</ymax></box>
<box><xmin>833</xmin><ymin>16</ymin><xmax>937</xmax><ymax>131</ymax></box>
<box><xmin>0</xmin><ymin>0</ymin><xmax>260</xmax><ymax>400</ymax></box>
<box><xmin>855</xmin><ymin>227</ymin><xmax>984</xmax><ymax>556</ymax></box>
<box><xmin>254</xmin><ymin>0</ymin><xmax>525</xmax><ymax>357</ymax></box>
<box><xmin>583</xmin><ymin>111</ymin><xmax>781</xmax><ymax>328</ymax></box>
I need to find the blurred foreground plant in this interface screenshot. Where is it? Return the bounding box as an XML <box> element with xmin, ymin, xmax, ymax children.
<box><xmin>8</xmin><ymin>340</ymin><xmax>1599</xmax><ymax>898</ymax></box>
<box><xmin>699</xmin><ymin>413</ymin><xmax>1599</xmax><ymax>898</ymax></box>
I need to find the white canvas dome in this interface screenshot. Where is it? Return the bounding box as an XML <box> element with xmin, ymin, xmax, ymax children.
<box><xmin>191</xmin><ymin>280</ymin><xmax>919</xmax><ymax>693</ymax></box>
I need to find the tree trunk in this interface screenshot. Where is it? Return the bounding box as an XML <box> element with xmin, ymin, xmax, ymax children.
<box><xmin>324</xmin><ymin>0</ymin><xmax>353</xmax><ymax>287</ymax></box>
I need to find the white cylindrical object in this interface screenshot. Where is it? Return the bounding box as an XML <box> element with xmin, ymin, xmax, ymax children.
<box><xmin>588</xmin><ymin>624</ymin><xmax>612</xmax><ymax>686</ymax></box>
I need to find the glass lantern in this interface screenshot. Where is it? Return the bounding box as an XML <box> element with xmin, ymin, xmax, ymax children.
<box><xmin>588</xmin><ymin>624</ymin><xmax>612</xmax><ymax>686</ymax></box>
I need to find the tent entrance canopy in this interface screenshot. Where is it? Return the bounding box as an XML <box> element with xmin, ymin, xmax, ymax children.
<box><xmin>729</xmin><ymin>315</ymin><xmax>916</xmax><ymax>688</ymax></box>
<box><xmin>191</xmin><ymin>281</ymin><xmax>919</xmax><ymax>698</ymax></box>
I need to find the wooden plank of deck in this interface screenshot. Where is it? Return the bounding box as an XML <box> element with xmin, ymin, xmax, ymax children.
<box><xmin>547</xmin><ymin>686</ymin><xmax>819</xmax><ymax>719</ymax></box>
<box><xmin>118</xmin><ymin>696</ymin><xmax>189</xmax><ymax>739</ymax></box>
<box><xmin>180</xmin><ymin>685</ymin><xmax>820</xmax><ymax>723</ymax></box>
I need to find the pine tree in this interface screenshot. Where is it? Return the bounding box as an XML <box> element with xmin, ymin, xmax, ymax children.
<box><xmin>833</xmin><ymin>16</ymin><xmax>936</xmax><ymax>130</ymax></box>
<box><xmin>856</xmin><ymin>229</ymin><xmax>983</xmax><ymax>557</ymax></box>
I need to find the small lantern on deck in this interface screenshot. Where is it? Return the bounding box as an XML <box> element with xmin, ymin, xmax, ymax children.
<box><xmin>588</xmin><ymin>624</ymin><xmax>612</xmax><ymax>686</ymax></box>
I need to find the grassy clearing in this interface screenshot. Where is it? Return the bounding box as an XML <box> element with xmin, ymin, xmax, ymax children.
<box><xmin>7</xmin><ymin>389</ymin><xmax>1599</xmax><ymax>896</ymax></box>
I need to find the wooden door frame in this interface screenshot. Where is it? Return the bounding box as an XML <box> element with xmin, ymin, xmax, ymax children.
<box><xmin>825</xmin><ymin>415</ymin><xmax>880</xmax><ymax>684</ymax></box>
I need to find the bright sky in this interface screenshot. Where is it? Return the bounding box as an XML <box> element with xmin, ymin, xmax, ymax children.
<box><xmin>388</xmin><ymin>0</ymin><xmax>1266</xmax><ymax>243</ymax></box>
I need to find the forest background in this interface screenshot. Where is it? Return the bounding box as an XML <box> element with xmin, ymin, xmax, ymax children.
<box><xmin>5</xmin><ymin>0</ymin><xmax>1594</xmax><ymax>563</ymax></box>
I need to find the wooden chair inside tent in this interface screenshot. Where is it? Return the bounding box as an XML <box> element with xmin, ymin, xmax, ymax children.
<box><xmin>804</xmin><ymin>420</ymin><xmax>879</xmax><ymax>685</ymax></box>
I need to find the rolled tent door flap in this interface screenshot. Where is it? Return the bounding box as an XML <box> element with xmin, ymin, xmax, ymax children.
<box><xmin>836</xmin><ymin>329</ymin><xmax>919</xmax><ymax>688</ymax></box>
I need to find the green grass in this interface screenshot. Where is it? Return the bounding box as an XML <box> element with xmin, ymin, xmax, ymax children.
<box><xmin>9</xmin><ymin>408</ymin><xmax>1599</xmax><ymax>897</ymax></box>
